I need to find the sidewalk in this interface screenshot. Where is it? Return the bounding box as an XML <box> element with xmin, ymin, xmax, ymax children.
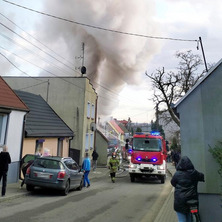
<box><xmin>154</xmin><ymin>163</ymin><xmax>177</xmax><ymax>222</ymax></box>
<box><xmin>0</xmin><ymin>164</ymin><xmax>178</xmax><ymax>222</ymax></box>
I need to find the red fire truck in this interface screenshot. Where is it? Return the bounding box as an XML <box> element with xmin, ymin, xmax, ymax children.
<box><xmin>129</xmin><ymin>132</ymin><xmax>167</xmax><ymax>183</ymax></box>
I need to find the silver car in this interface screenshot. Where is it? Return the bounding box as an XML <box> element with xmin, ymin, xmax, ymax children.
<box><xmin>25</xmin><ymin>156</ymin><xmax>84</xmax><ymax>195</ymax></box>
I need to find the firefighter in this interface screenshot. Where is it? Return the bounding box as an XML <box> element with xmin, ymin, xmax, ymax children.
<box><xmin>108</xmin><ymin>152</ymin><xmax>120</xmax><ymax>183</ymax></box>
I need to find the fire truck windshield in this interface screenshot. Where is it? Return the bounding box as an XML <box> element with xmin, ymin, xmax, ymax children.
<box><xmin>133</xmin><ymin>138</ymin><xmax>162</xmax><ymax>152</ymax></box>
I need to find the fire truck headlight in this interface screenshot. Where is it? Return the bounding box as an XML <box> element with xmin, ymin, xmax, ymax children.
<box><xmin>157</xmin><ymin>165</ymin><xmax>164</xmax><ymax>170</ymax></box>
<box><xmin>129</xmin><ymin>163</ymin><xmax>137</xmax><ymax>169</ymax></box>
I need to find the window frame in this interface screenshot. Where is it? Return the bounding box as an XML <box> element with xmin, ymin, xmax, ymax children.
<box><xmin>0</xmin><ymin>113</ymin><xmax>9</xmax><ymax>146</ymax></box>
<box><xmin>85</xmin><ymin>133</ymin><xmax>89</xmax><ymax>151</ymax></box>
<box><xmin>87</xmin><ymin>101</ymin><xmax>90</xmax><ymax>118</ymax></box>
<box><xmin>91</xmin><ymin>103</ymin><xmax>95</xmax><ymax>119</ymax></box>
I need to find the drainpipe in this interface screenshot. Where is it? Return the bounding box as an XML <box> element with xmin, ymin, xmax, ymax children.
<box><xmin>93</xmin><ymin>95</ymin><xmax>98</xmax><ymax>150</ymax></box>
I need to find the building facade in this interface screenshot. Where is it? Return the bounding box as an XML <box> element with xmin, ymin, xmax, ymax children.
<box><xmin>174</xmin><ymin>60</ymin><xmax>222</xmax><ymax>221</ymax></box>
<box><xmin>4</xmin><ymin>77</ymin><xmax>97</xmax><ymax>164</ymax></box>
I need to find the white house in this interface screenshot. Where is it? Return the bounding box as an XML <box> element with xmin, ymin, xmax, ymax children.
<box><xmin>0</xmin><ymin>77</ymin><xmax>29</xmax><ymax>183</ymax></box>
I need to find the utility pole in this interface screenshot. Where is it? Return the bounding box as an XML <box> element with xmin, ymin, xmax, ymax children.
<box><xmin>199</xmin><ymin>37</ymin><xmax>208</xmax><ymax>72</ymax></box>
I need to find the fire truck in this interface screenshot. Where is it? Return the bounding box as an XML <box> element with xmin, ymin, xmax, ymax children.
<box><xmin>128</xmin><ymin>132</ymin><xmax>167</xmax><ymax>183</ymax></box>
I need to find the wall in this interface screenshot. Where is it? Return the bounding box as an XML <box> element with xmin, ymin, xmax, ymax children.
<box><xmin>6</xmin><ymin>110</ymin><xmax>27</xmax><ymax>183</ymax></box>
<box><xmin>177</xmin><ymin>64</ymin><xmax>222</xmax><ymax>221</ymax></box>
<box><xmin>22</xmin><ymin>137</ymin><xmax>70</xmax><ymax>157</ymax></box>
<box><xmin>95</xmin><ymin>130</ymin><xmax>108</xmax><ymax>166</ymax></box>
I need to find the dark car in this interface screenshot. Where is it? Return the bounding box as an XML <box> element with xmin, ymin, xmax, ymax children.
<box><xmin>24</xmin><ymin>156</ymin><xmax>84</xmax><ymax>195</ymax></box>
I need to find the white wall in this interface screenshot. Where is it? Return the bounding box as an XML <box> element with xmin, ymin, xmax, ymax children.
<box><xmin>6</xmin><ymin>110</ymin><xmax>26</xmax><ymax>161</ymax></box>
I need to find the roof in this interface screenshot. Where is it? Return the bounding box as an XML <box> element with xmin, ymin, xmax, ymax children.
<box><xmin>109</xmin><ymin>119</ymin><xmax>124</xmax><ymax>134</ymax></box>
<box><xmin>116</xmin><ymin>121</ymin><xmax>129</xmax><ymax>133</ymax></box>
<box><xmin>96</xmin><ymin>130</ymin><xmax>109</xmax><ymax>142</ymax></box>
<box><xmin>0</xmin><ymin>77</ymin><xmax>29</xmax><ymax>111</ymax></box>
<box><xmin>15</xmin><ymin>90</ymin><xmax>74</xmax><ymax>138</ymax></box>
<box><xmin>175</xmin><ymin>59</ymin><xmax>222</xmax><ymax>108</ymax></box>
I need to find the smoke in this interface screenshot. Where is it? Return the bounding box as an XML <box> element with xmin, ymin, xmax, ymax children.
<box><xmin>38</xmin><ymin>0</ymin><xmax>162</xmax><ymax>120</ymax></box>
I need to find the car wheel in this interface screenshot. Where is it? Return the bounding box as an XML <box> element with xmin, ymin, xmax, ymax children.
<box><xmin>62</xmin><ymin>180</ymin><xmax>70</xmax><ymax>196</ymax></box>
<box><xmin>26</xmin><ymin>184</ymin><xmax>34</xmax><ymax>191</ymax></box>
<box><xmin>77</xmin><ymin>177</ymin><xmax>83</xmax><ymax>191</ymax></box>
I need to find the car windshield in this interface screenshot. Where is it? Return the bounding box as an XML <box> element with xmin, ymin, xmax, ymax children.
<box><xmin>33</xmin><ymin>159</ymin><xmax>63</xmax><ymax>169</ymax></box>
<box><xmin>133</xmin><ymin>138</ymin><xmax>162</xmax><ymax>152</ymax></box>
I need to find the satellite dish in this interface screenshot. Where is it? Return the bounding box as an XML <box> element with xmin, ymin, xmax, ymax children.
<box><xmin>90</xmin><ymin>122</ymin><xmax>96</xmax><ymax>131</ymax></box>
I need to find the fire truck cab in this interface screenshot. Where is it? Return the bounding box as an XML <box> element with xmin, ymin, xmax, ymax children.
<box><xmin>129</xmin><ymin>132</ymin><xmax>167</xmax><ymax>184</ymax></box>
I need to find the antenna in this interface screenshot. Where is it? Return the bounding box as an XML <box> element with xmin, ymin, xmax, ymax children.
<box><xmin>75</xmin><ymin>42</ymin><xmax>86</xmax><ymax>76</ymax></box>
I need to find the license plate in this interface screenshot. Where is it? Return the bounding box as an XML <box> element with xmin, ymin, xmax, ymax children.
<box><xmin>35</xmin><ymin>172</ymin><xmax>51</xmax><ymax>179</ymax></box>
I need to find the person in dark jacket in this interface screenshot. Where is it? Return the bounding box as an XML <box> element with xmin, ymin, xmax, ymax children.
<box><xmin>171</xmin><ymin>156</ymin><xmax>204</xmax><ymax>222</ymax></box>
<box><xmin>0</xmin><ymin>145</ymin><xmax>11</xmax><ymax>196</ymax></box>
<box><xmin>92</xmin><ymin>149</ymin><xmax>99</xmax><ymax>171</ymax></box>
<box><xmin>20</xmin><ymin>159</ymin><xmax>34</xmax><ymax>188</ymax></box>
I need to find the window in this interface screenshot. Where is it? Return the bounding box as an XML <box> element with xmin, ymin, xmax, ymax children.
<box><xmin>90</xmin><ymin>133</ymin><xmax>94</xmax><ymax>149</ymax></box>
<box><xmin>85</xmin><ymin>133</ymin><xmax>89</xmax><ymax>151</ymax></box>
<box><xmin>91</xmin><ymin>104</ymin><xmax>95</xmax><ymax>119</ymax></box>
<box><xmin>64</xmin><ymin>159</ymin><xmax>79</xmax><ymax>170</ymax></box>
<box><xmin>87</xmin><ymin>102</ymin><xmax>90</xmax><ymax>118</ymax></box>
<box><xmin>35</xmin><ymin>139</ymin><xmax>45</xmax><ymax>155</ymax></box>
<box><xmin>133</xmin><ymin>138</ymin><xmax>162</xmax><ymax>152</ymax></box>
<box><xmin>34</xmin><ymin>159</ymin><xmax>62</xmax><ymax>169</ymax></box>
<box><xmin>0</xmin><ymin>113</ymin><xmax>8</xmax><ymax>146</ymax></box>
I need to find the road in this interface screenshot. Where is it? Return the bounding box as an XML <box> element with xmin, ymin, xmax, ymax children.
<box><xmin>0</xmin><ymin>171</ymin><xmax>172</xmax><ymax>222</ymax></box>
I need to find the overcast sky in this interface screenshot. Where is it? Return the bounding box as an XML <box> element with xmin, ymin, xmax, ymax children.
<box><xmin>1</xmin><ymin>0</ymin><xmax>222</xmax><ymax>123</ymax></box>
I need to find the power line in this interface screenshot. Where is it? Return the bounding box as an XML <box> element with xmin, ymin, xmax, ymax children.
<box><xmin>0</xmin><ymin>52</ymin><xmax>43</xmax><ymax>81</ymax></box>
<box><xmin>0</xmin><ymin>32</ymin><xmax>76</xmax><ymax>76</ymax></box>
<box><xmin>2</xmin><ymin>0</ymin><xmax>198</xmax><ymax>43</ymax></box>
<box><xmin>0</xmin><ymin>22</ymin><xmax>79</xmax><ymax>74</ymax></box>
<box><xmin>0</xmin><ymin>12</ymin><xmax>76</xmax><ymax>68</ymax></box>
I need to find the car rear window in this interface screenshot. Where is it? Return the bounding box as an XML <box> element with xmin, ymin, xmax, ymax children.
<box><xmin>33</xmin><ymin>159</ymin><xmax>63</xmax><ymax>169</ymax></box>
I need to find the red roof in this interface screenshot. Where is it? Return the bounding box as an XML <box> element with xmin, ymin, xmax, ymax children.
<box><xmin>110</xmin><ymin>119</ymin><xmax>124</xmax><ymax>134</ymax></box>
<box><xmin>0</xmin><ymin>77</ymin><xmax>29</xmax><ymax>111</ymax></box>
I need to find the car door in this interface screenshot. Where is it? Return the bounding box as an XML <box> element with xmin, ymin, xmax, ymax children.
<box><xmin>64</xmin><ymin>159</ymin><xmax>82</xmax><ymax>188</ymax></box>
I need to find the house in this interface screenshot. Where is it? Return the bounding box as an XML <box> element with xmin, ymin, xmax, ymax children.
<box><xmin>4</xmin><ymin>76</ymin><xmax>97</xmax><ymax>165</ymax></box>
<box><xmin>14</xmin><ymin>90</ymin><xmax>74</xmax><ymax>158</ymax></box>
<box><xmin>174</xmin><ymin>60</ymin><xmax>222</xmax><ymax>221</ymax></box>
<box><xmin>0</xmin><ymin>77</ymin><xmax>29</xmax><ymax>183</ymax></box>
<box><xmin>107</xmin><ymin>119</ymin><xmax>126</xmax><ymax>147</ymax></box>
<box><xmin>95</xmin><ymin>130</ymin><xmax>109</xmax><ymax>166</ymax></box>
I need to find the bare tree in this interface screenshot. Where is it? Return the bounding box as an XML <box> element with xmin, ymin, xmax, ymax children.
<box><xmin>146</xmin><ymin>50</ymin><xmax>206</xmax><ymax>127</ymax></box>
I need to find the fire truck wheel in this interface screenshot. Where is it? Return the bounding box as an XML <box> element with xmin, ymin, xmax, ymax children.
<box><xmin>130</xmin><ymin>175</ymin><xmax>135</xmax><ymax>182</ymax></box>
<box><xmin>160</xmin><ymin>175</ymin><xmax>165</xmax><ymax>184</ymax></box>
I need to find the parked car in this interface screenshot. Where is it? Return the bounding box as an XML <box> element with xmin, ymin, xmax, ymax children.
<box><xmin>25</xmin><ymin>156</ymin><xmax>84</xmax><ymax>195</ymax></box>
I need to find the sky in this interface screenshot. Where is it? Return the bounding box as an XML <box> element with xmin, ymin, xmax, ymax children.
<box><xmin>1</xmin><ymin>0</ymin><xmax>222</xmax><ymax>124</ymax></box>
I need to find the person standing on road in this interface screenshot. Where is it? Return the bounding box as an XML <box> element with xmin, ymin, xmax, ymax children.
<box><xmin>108</xmin><ymin>152</ymin><xmax>119</xmax><ymax>183</ymax></box>
<box><xmin>171</xmin><ymin>156</ymin><xmax>204</xmax><ymax>222</ymax></box>
<box><xmin>0</xmin><ymin>145</ymin><xmax>11</xmax><ymax>197</ymax></box>
<box><xmin>82</xmin><ymin>152</ymin><xmax>91</xmax><ymax>188</ymax></box>
<box><xmin>92</xmin><ymin>149</ymin><xmax>99</xmax><ymax>171</ymax></box>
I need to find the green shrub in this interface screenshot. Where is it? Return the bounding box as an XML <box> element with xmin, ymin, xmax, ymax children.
<box><xmin>209</xmin><ymin>142</ymin><xmax>222</xmax><ymax>177</ymax></box>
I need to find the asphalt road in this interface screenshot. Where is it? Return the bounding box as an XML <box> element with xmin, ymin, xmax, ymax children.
<box><xmin>0</xmin><ymin>171</ymin><xmax>172</xmax><ymax>222</ymax></box>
